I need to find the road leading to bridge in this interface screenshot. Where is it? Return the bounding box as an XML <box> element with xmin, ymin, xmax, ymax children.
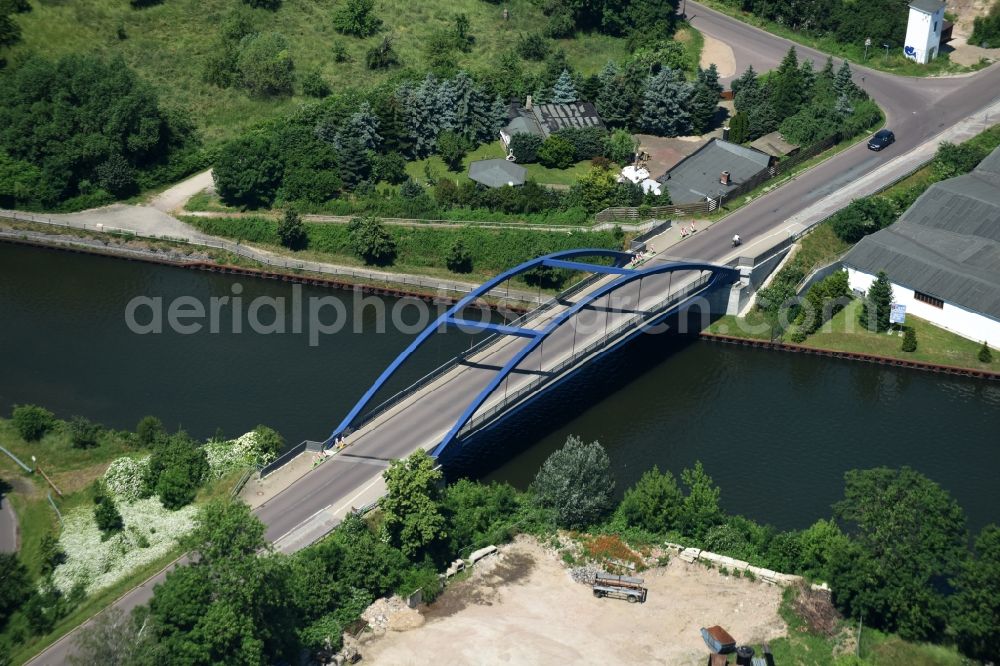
<box><xmin>26</xmin><ymin>10</ymin><xmax>1000</xmax><ymax>665</ymax></box>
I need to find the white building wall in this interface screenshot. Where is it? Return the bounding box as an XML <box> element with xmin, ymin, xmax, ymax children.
<box><xmin>904</xmin><ymin>6</ymin><xmax>944</xmax><ymax>64</ymax></box>
<box><xmin>847</xmin><ymin>267</ymin><xmax>1000</xmax><ymax>348</ymax></box>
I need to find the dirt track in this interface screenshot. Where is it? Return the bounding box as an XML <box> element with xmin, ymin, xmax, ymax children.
<box><xmin>360</xmin><ymin>536</ymin><xmax>787</xmax><ymax>665</ymax></box>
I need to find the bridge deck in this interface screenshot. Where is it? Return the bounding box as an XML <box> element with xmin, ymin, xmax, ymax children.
<box><xmin>257</xmin><ymin>254</ymin><xmax>731</xmax><ymax>549</ymax></box>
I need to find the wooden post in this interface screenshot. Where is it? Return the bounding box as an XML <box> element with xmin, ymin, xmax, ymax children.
<box><xmin>36</xmin><ymin>466</ymin><xmax>63</xmax><ymax>497</ymax></box>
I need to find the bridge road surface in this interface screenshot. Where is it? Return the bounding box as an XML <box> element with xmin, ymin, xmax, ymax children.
<box><xmin>27</xmin><ymin>11</ymin><xmax>1000</xmax><ymax>665</ymax></box>
<box><xmin>255</xmin><ymin>260</ymin><xmax>712</xmax><ymax>546</ymax></box>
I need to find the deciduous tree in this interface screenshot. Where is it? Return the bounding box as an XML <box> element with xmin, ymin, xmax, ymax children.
<box><xmin>531</xmin><ymin>434</ymin><xmax>614</xmax><ymax>528</ymax></box>
<box><xmin>380</xmin><ymin>450</ymin><xmax>447</xmax><ymax>560</ymax></box>
<box><xmin>277</xmin><ymin>209</ymin><xmax>308</xmax><ymax>250</ymax></box>
<box><xmin>617</xmin><ymin>466</ymin><xmax>683</xmax><ymax>534</ymax></box>
<box><xmin>348</xmin><ymin>216</ymin><xmax>396</xmax><ymax>265</ymax></box>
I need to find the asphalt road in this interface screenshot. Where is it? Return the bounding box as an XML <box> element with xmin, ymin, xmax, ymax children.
<box><xmin>27</xmin><ymin>10</ymin><xmax>1000</xmax><ymax>664</ymax></box>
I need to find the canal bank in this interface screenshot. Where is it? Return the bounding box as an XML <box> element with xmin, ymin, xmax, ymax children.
<box><xmin>1</xmin><ymin>243</ymin><xmax>998</xmax><ymax>532</ymax></box>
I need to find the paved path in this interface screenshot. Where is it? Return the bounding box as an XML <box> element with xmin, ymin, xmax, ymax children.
<box><xmin>0</xmin><ymin>489</ymin><xmax>17</xmax><ymax>553</ymax></box>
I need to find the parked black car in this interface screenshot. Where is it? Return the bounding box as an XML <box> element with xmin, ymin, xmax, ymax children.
<box><xmin>868</xmin><ymin>129</ymin><xmax>895</xmax><ymax>151</ymax></box>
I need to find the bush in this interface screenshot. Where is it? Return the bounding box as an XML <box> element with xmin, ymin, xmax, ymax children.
<box><xmin>970</xmin><ymin>1</ymin><xmax>1000</xmax><ymax>48</ymax></box>
<box><xmin>979</xmin><ymin>341</ymin><xmax>993</xmax><ymax>364</ymax></box>
<box><xmin>144</xmin><ymin>432</ymin><xmax>209</xmax><ymax>510</ymax></box>
<box><xmin>237</xmin><ymin>32</ymin><xmax>295</xmax><ymax>97</ymax></box>
<box><xmin>901</xmin><ymin>327</ymin><xmax>917</xmax><ymax>352</ymax></box>
<box><xmin>554</xmin><ymin>127</ymin><xmax>606</xmax><ymax>162</ymax></box>
<box><xmin>11</xmin><ymin>405</ymin><xmax>55</xmax><ymax>442</ymax></box>
<box><xmin>333</xmin><ymin>0</ymin><xmax>382</xmax><ymax>37</ymax></box>
<box><xmin>508</xmin><ymin>133</ymin><xmax>543</xmax><ymax>163</ymax></box>
<box><xmin>348</xmin><ymin>216</ymin><xmax>396</xmax><ymax>265</ymax></box>
<box><xmin>537</xmin><ymin>135</ymin><xmax>576</xmax><ymax>169</ymax></box>
<box><xmin>531</xmin><ymin>435</ymin><xmax>614</xmax><ymax>529</ymax></box>
<box><xmin>445</xmin><ymin>239</ymin><xmax>473</xmax><ymax>273</ymax></box>
<box><xmin>277</xmin><ymin>209</ymin><xmax>308</xmax><ymax>250</ymax></box>
<box><xmin>301</xmin><ymin>69</ymin><xmax>331</xmax><ymax>98</ymax></box>
<box><xmin>604</xmin><ymin>129</ymin><xmax>638</xmax><ymax>165</ymax></box>
<box><xmin>94</xmin><ymin>493</ymin><xmax>124</xmax><ymax>539</ymax></box>
<box><xmin>829</xmin><ymin>197</ymin><xmax>897</xmax><ymax>243</ymax></box>
<box><xmin>436</xmin><ymin>130</ymin><xmax>469</xmax><ymax>171</ymax></box>
<box><xmin>372</xmin><ymin>152</ymin><xmax>407</xmax><ymax>184</ymax></box>
<box><xmin>104</xmin><ymin>456</ymin><xmax>149</xmax><ymax>502</ymax></box>
<box><xmin>243</xmin><ymin>0</ymin><xmax>281</xmax><ymax>9</ymax></box>
<box><xmin>69</xmin><ymin>416</ymin><xmax>101</xmax><ymax>449</ymax></box>
<box><xmin>517</xmin><ymin>32</ymin><xmax>550</xmax><ymax>61</ymax></box>
<box><xmin>366</xmin><ymin>36</ymin><xmax>399</xmax><ymax>70</ymax></box>
<box><xmin>136</xmin><ymin>416</ymin><xmax>164</xmax><ymax>448</ymax></box>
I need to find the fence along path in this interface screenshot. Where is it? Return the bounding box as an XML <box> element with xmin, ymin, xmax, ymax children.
<box><xmin>0</xmin><ymin>209</ymin><xmax>541</xmax><ymax>303</ymax></box>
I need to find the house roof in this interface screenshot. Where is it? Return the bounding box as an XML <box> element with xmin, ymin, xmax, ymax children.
<box><xmin>468</xmin><ymin>159</ymin><xmax>527</xmax><ymax>188</ymax></box>
<box><xmin>749</xmin><ymin>131</ymin><xmax>799</xmax><ymax>157</ymax></box>
<box><xmin>842</xmin><ymin>146</ymin><xmax>1000</xmax><ymax>320</ymax></box>
<box><xmin>501</xmin><ymin>101</ymin><xmax>605</xmax><ymax>141</ymax></box>
<box><xmin>909</xmin><ymin>0</ymin><xmax>945</xmax><ymax>14</ymax></box>
<box><xmin>656</xmin><ymin>139</ymin><xmax>771</xmax><ymax>204</ymax></box>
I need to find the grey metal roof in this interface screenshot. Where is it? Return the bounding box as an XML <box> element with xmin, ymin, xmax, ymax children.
<box><xmin>502</xmin><ymin>102</ymin><xmax>605</xmax><ymax>140</ymax></box>
<box><xmin>909</xmin><ymin>0</ymin><xmax>945</xmax><ymax>13</ymax></box>
<box><xmin>657</xmin><ymin>139</ymin><xmax>772</xmax><ymax>204</ymax></box>
<box><xmin>749</xmin><ymin>131</ymin><xmax>799</xmax><ymax>157</ymax></box>
<box><xmin>468</xmin><ymin>159</ymin><xmax>527</xmax><ymax>188</ymax></box>
<box><xmin>842</xmin><ymin>146</ymin><xmax>1000</xmax><ymax>319</ymax></box>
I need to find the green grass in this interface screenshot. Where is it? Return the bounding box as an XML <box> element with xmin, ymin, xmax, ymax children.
<box><xmin>698</xmin><ymin>0</ymin><xmax>987</xmax><ymax>77</ymax></box>
<box><xmin>405</xmin><ymin>141</ymin><xmax>593</xmax><ymax>188</ymax></box>
<box><xmin>767</xmin><ymin>587</ymin><xmax>969</xmax><ymax>666</ymax></box>
<box><xmin>800</xmin><ymin>300</ymin><xmax>996</xmax><ymax>369</ymax></box>
<box><xmin>8</xmin><ymin>0</ymin><xmax>631</xmax><ymax>145</ymax></box>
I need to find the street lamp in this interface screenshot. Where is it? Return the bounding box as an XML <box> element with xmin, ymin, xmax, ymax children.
<box><xmin>864</xmin><ymin>37</ymin><xmax>871</xmax><ymax>61</ymax></box>
<box><xmin>883</xmin><ymin>43</ymin><xmax>891</xmax><ymax>62</ymax></box>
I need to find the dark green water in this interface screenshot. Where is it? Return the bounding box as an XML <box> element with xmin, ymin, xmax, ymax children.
<box><xmin>2</xmin><ymin>243</ymin><xmax>998</xmax><ymax>531</ymax></box>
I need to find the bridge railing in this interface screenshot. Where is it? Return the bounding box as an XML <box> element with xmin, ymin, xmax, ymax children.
<box><xmin>259</xmin><ymin>440</ymin><xmax>324</xmax><ymax>479</ymax></box>
<box><xmin>457</xmin><ymin>272</ymin><xmax>714</xmax><ymax>437</ymax></box>
<box><xmin>347</xmin><ymin>269</ymin><xmax>614</xmax><ymax>435</ymax></box>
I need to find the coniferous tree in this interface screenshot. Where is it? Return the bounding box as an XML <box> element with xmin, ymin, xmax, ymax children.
<box><xmin>820</xmin><ymin>55</ymin><xmax>835</xmax><ymax>80</ymax></box>
<box><xmin>861</xmin><ymin>270</ymin><xmax>894</xmax><ymax>332</ymax></box>
<box><xmin>728</xmin><ymin>111</ymin><xmax>749</xmax><ymax>144</ymax></box>
<box><xmin>639</xmin><ymin>67</ymin><xmax>693</xmax><ymax>137</ymax></box>
<box><xmin>690</xmin><ymin>64</ymin><xmax>723</xmax><ymax>135</ymax></box>
<box><xmin>338</xmin><ymin>101</ymin><xmax>381</xmax><ymax>151</ymax></box>
<box><xmin>596</xmin><ymin>63</ymin><xmax>632</xmax><ymax>129</ymax></box>
<box><xmin>729</xmin><ymin>64</ymin><xmax>758</xmax><ymax>98</ymax></box>
<box><xmin>978</xmin><ymin>341</ymin><xmax>993</xmax><ymax>364</ymax></box>
<box><xmin>901</xmin><ymin>327</ymin><xmax>917</xmax><ymax>352</ymax></box>
<box><xmin>799</xmin><ymin>58</ymin><xmax>816</xmax><ymax>94</ymax></box>
<box><xmin>375</xmin><ymin>94</ymin><xmax>415</xmax><ymax>157</ymax></box>
<box><xmin>335</xmin><ymin>136</ymin><xmax>372</xmax><ymax>188</ymax></box>
<box><xmin>551</xmin><ymin>69</ymin><xmax>578</xmax><ymax>103</ymax></box>
<box><xmin>770</xmin><ymin>46</ymin><xmax>804</xmax><ymax>121</ymax></box>
<box><xmin>835</xmin><ymin>60</ymin><xmax>859</xmax><ymax>99</ymax></box>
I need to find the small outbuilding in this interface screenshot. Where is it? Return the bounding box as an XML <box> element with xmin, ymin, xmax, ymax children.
<box><xmin>468</xmin><ymin>159</ymin><xmax>527</xmax><ymax>188</ymax></box>
<box><xmin>749</xmin><ymin>131</ymin><xmax>800</xmax><ymax>159</ymax></box>
<box><xmin>904</xmin><ymin>0</ymin><xmax>946</xmax><ymax>64</ymax></box>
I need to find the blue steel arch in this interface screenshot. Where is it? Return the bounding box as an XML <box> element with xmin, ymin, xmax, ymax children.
<box><xmin>428</xmin><ymin>259</ymin><xmax>737</xmax><ymax>458</ymax></box>
<box><xmin>327</xmin><ymin>248</ymin><xmax>634</xmax><ymax>444</ymax></box>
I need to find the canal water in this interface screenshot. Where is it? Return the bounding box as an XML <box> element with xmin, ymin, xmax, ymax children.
<box><xmin>2</xmin><ymin>243</ymin><xmax>998</xmax><ymax>531</ymax></box>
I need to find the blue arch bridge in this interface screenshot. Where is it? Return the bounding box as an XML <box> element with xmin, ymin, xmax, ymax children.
<box><xmin>258</xmin><ymin>248</ymin><xmax>742</xmax><ymax>550</ymax></box>
<box><xmin>328</xmin><ymin>248</ymin><xmax>739</xmax><ymax>461</ymax></box>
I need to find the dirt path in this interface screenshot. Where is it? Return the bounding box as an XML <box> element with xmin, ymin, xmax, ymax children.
<box><xmin>701</xmin><ymin>33</ymin><xmax>738</xmax><ymax>78</ymax></box>
<box><xmin>150</xmin><ymin>169</ymin><xmax>215</xmax><ymax>214</ymax></box>
<box><xmin>360</xmin><ymin>536</ymin><xmax>786</xmax><ymax>665</ymax></box>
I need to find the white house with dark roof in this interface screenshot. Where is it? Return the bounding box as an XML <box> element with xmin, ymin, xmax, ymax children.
<box><xmin>904</xmin><ymin>0</ymin><xmax>946</xmax><ymax>64</ymax></box>
<box><xmin>842</xmin><ymin>146</ymin><xmax>1000</xmax><ymax>347</ymax></box>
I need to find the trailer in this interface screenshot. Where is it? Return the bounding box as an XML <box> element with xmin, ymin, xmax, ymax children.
<box><xmin>592</xmin><ymin>573</ymin><xmax>648</xmax><ymax>603</ymax></box>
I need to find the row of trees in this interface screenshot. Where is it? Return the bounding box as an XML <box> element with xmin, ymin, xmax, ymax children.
<box><xmin>61</xmin><ymin>436</ymin><xmax>1000</xmax><ymax>663</ymax></box>
<box><xmin>729</xmin><ymin>48</ymin><xmax>878</xmax><ymax>146</ymax></box>
<box><xmin>718</xmin><ymin>0</ymin><xmax>913</xmax><ymax>51</ymax></box>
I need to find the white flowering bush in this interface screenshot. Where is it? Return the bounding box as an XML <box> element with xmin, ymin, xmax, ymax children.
<box><xmin>51</xmin><ymin>496</ymin><xmax>197</xmax><ymax>596</ymax></box>
<box><xmin>204</xmin><ymin>430</ymin><xmax>277</xmax><ymax>478</ymax></box>
<box><xmin>103</xmin><ymin>456</ymin><xmax>150</xmax><ymax>502</ymax></box>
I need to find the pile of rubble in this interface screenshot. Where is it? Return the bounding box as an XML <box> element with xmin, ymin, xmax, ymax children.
<box><xmin>361</xmin><ymin>596</ymin><xmax>410</xmax><ymax>632</ymax></box>
<box><xmin>569</xmin><ymin>565</ymin><xmax>602</xmax><ymax>585</ymax></box>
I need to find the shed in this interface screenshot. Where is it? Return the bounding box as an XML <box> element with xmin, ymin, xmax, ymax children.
<box><xmin>749</xmin><ymin>131</ymin><xmax>799</xmax><ymax>158</ymax></box>
<box><xmin>468</xmin><ymin>159</ymin><xmax>527</xmax><ymax>188</ymax></box>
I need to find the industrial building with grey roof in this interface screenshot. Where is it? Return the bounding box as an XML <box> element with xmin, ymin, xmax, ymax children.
<box><xmin>843</xmin><ymin>145</ymin><xmax>1000</xmax><ymax>322</ymax></box>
